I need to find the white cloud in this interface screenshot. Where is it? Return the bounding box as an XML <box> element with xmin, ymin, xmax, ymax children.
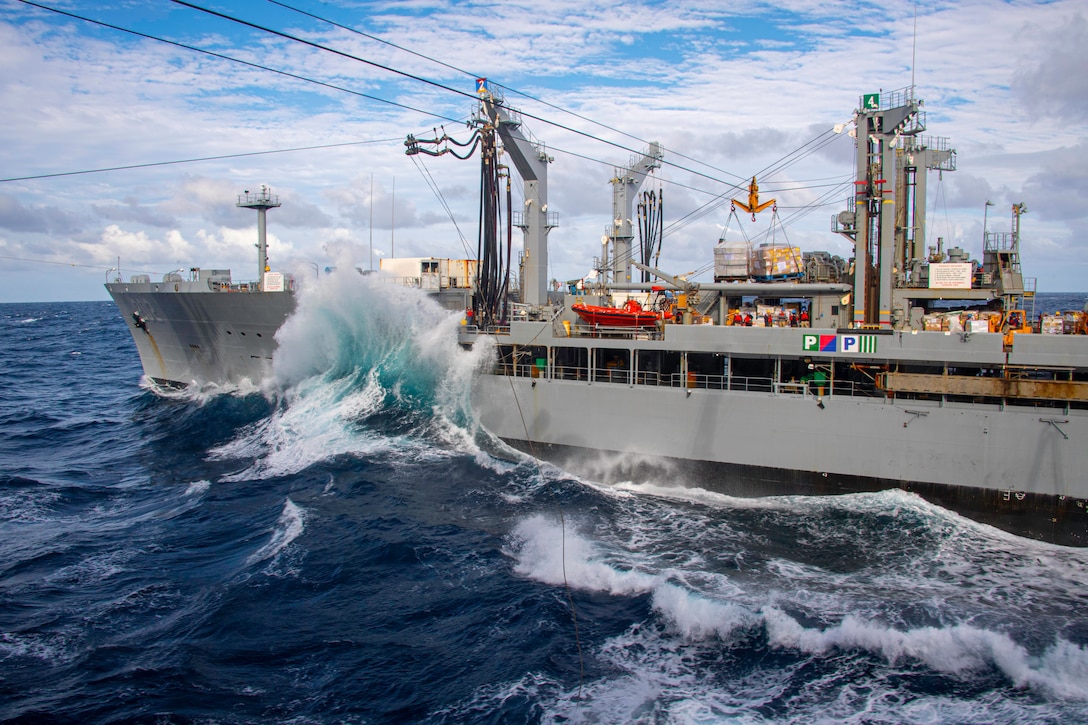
<box><xmin>1012</xmin><ymin>11</ymin><xmax>1088</xmax><ymax>123</ymax></box>
<box><xmin>79</xmin><ymin>224</ymin><xmax>159</xmax><ymax>265</ymax></box>
<box><xmin>0</xmin><ymin>0</ymin><xmax>1085</xmax><ymax>301</ymax></box>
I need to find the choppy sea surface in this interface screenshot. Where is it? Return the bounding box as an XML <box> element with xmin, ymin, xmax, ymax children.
<box><xmin>1</xmin><ymin>285</ymin><xmax>1087</xmax><ymax>724</ymax></box>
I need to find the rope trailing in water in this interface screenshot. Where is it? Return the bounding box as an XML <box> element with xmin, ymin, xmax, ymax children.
<box><xmin>506</xmin><ymin>374</ymin><xmax>585</xmax><ymax>701</ymax></box>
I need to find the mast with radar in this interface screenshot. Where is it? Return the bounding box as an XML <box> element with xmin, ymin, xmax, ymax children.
<box><xmin>236</xmin><ymin>184</ymin><xmax>281</xmax><ymax>291</ymax></box>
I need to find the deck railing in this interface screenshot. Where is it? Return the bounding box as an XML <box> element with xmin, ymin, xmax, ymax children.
<box><xmin>493</xmin><ymin>355</ymin><xmax>908</xmax><ymax>405</ymax></box>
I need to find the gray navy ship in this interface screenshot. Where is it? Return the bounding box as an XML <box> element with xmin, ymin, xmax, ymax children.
<box><xmin>107</xmin><ymin>186</ymin><xmax>474</xmax><ymax>389</ymax></box>
<box><xmin>109</xmin><ymin>87</ymin><xmax>1088</xmax><ymax>546</ymax></box>
<box><xmin>107</xmin><ymin>187</ymin><xmax>296</xmax><ymax>390</ymax></box>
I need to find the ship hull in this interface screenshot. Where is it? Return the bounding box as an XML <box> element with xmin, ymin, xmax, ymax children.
<box><xmin>473</xmin><ymin>367</ymin><xmax>1088</xmax><ymax>546</ymax></box>
<box><xmin>107</xmin><ymin>283</ymin><xmax>296</xmax><ymax>387</ymax></box>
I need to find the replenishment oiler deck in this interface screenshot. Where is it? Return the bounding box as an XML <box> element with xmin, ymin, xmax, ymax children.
<box><xmin>458</xmin><ymin>85</ymin><xmax>1088</xmax><ymax>546</ymax></box>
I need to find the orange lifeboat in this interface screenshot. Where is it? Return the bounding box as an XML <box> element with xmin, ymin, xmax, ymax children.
<box><xmin>570</xmin><ymin>298</ymin><xmax>672</xmax><ymax>327</ymax></box>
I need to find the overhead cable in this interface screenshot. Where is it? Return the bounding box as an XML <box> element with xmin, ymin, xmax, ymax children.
<box><xmin>0</xmin><ymin>139</ymin><xmax>400</xmax><ymax>184</ymax></box>
<box><xmin>266</xmin><ymin>0</ymin><xmax>748</xmax><ymax>185</ymax></box>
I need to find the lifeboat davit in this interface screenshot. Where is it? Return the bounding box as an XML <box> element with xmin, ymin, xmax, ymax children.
<box><xmin>570</xmin><ymin>298</ymin><xmax>671</xmax><ymax>327</ymax></box>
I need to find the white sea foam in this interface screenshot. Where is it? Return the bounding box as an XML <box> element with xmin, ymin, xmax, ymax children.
<box><xmin>0</xmin><ymin>630</ymin><xmax>79</xmax><ymax>665</ymax></box>
<box><xmin>651</xmin><ymin>583</ymin><xmax>757</xmax><ymax>640</ymax></box>
<box><xmin>510</xmin><ymin>514</ymin><xmax>657</xmax><ymax>597</ymax></box>
<box><xmin>612</xmin><ymin>479</ymin><xmax>952</xmax><ymax>521</ymax></box>
<box><xmin>45</xmin><ymin>550</ymin><xmax>129</xmax><ymax>586</ymax></box>
<box><xmin>763</xmin><ymin>607</ymin><xmax>1088</xmax><ymax>700</ymax></box>
<box><xmin>247</xmin><ymin>498</ymin><xmax>305</xmax><ymax>566</ymax></box>
<box><xmin>470</xmin><ymin>627</ymin><xmax>1080</xmax><ymax>724</ymax></box>
<box><xmin>0</xmin><ymin>488</ymin><xmax>61</xmax><ymax>524</ymax></box>
<box><xmin>183</xmin><ymin>480</ymin><xmax>211</xmax><ymax>496</ymax></box>
<box><xmin>472</xmin><ymin>446</ymin><xmax>524</xmax><ymax>477</ymax></box>
<box><xmin>507</xmin><ymin>487</ymin><xmax>1088</xmax><ymax>707</ymax></box>
<box><xmin>509</xmin><ymin>514</ymin><xmax>755</xmax><ymax>640</ymax></box>
<box><xmin>140</xmin><ymin>374</ymin><xmax>264</xmax><ymax>403</ymax></box>
<box><xmin>211</xmin><ymin>370</ymin><xmax>390</xmax><ymax>480</ymax></box>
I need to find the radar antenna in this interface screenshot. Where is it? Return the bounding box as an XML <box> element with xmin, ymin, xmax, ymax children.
<box><xmin>236</xmin><ymin>185</ymin><xmax>281</xmax><ymax>291</ymax></box>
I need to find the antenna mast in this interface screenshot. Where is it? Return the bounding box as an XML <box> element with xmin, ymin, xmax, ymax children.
<box><xmin>911</xmin><ymin>3</ymin><xmax>918</xmax><ymax>94</ymax></box>
<box><xmin>236</xmin><ymin>184</ymin><xmax>281</xmax><ymax>291</ymax></box>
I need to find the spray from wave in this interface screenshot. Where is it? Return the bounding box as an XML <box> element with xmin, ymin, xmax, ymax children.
<box><xmin>208</xmin><ymin>264</ymin><xmax>494</xmax><ymax>478</ymax></box>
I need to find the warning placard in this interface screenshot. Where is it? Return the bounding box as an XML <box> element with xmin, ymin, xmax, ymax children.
<box><xmin>263</xmin><ymin>272</ymin><xmax>285</xmax><ymax>292</ymax></box>
<box><xmin>928</xmin><ymin>263</ymin><xmax>972</xmax><ymax>289</ymax></box>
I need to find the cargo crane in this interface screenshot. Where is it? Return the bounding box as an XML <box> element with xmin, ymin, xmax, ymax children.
<box><xmin>476</xmin><ymin>79</ymin><xmax>558</xmax><ymax>309</ymax></box>
<box><xmin>831</xmin><ymin>88</ymin><xmax>1031</xmax><ymax>331</ymax></box>
<box><xmin>405</xmin><ymin>79</ymin><xmax>561</xmax><ymax>322</ymax></box>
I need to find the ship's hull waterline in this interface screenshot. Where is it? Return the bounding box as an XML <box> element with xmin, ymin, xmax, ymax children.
<box><xmin>473</xmin><ymin>353</ymin><xmax>1087</xmax><ymax>547</ymax></box>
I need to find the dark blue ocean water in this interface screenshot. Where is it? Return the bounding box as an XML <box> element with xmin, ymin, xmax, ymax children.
<box><xmin>1</xmin><ymin>290</ymin><xmax>1087</xmax><ymax>724</ymax></box>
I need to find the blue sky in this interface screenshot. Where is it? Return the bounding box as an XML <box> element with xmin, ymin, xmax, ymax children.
<box><xmin>1</xmin><ymin>0</ymin><xmax>1086</xmax><ymax>302</ymax></box>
